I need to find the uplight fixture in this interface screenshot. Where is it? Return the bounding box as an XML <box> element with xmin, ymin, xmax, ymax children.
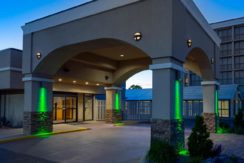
<box><xmin>36</xmin><ymin>52</ymin><xmax>42</xmax><ymax>60</ymax></box>
<box><xmin>134</xmin><ymin>32</ymin><xmax>142</xmax><ymax>41</ymax></box>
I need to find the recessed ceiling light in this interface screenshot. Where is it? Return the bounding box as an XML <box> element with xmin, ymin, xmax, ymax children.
<box><xmin>120</xmin><ymin>54</ymin><xmax>125</xmax><ymax>58</ymax></box>
<box><xmin>73</xmin><ymin>80</ymin><xmax>77</xmax><ymax>84</ymax></box>
<box><xmin>58</xmin><ymin>78</ymin><xmax>62</xmax><ymax>82</ymax></box>
<box><xmin>85</xmin><ymin>82</ymin><xmax>89</xmax><ymax>85</ymax></box>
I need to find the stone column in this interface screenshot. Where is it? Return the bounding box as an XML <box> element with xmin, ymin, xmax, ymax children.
<box><xmin>23</xmin><ymin>75</ymin><xmax>53</xmax><ymax>135</ymax></box>
<box><xmin>150</xmin><ymin>62</ymin><xmax>185</xmax><ymax>150</ymax></box>
<box><xmin>201</xmin><ymin>81</ymin><xmax>219</xmax><ymax>133</ymax></box>
<box><xmin>104</xmin><ymin>86</ymin><xmax>122</xmax><ymax>123</ymax></box>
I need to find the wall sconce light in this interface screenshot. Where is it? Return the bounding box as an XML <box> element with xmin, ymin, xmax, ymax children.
<box><xmin>187</xmin><ymin>39</ymin><xmax>192</xmax><ymax>48</ymax></box>
<box><xmin>36</xmin><ymin>52</ymin><xmax>42</xmax><ymax>59</ymax></box>
<box><xmin>134</xmin><ymin>32</ymin><xmax>142</xmax><ymax>41</ymax></box>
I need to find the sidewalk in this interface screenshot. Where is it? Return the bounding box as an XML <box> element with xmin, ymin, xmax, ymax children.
<box><xmin>0</xmin><ymin>123</ymin><xmax>90</xmax><ymax>143</ymax></box>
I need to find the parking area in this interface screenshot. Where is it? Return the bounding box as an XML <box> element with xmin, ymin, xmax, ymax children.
<box><xmin>0</xmin><ymin>122</ymin><xmax>244</xmax><ymax>163</ymax></box>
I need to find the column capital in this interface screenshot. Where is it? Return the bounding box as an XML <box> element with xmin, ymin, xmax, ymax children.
<box><xmin>104</xmin><ymin>86</ymin><xmax>122</xmax><ymax>91</ymax></box>
<box><xmin>22</xmin><ymin>76</ymin><xmax>54</xmax><ymax>83</ymax></box>
<box><xmin>149</xmin><ymin>63</ymin><xmax>185</xmax><ymax>72</ymax></box>
<box><xmin>201</xmin><ymin>81</ymin><xmax>220</xmax><ymax>86</ymax></box>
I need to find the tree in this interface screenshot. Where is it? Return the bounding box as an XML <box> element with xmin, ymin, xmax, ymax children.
<box><xmin>129</xmin><ymin>84</ymin><xmax>142</xmax><ymax>90</ymax></box>
<box><xmin>187</xmin><ymin>116</ymin><xmax>214</xmax><ymax>159</ymax></box>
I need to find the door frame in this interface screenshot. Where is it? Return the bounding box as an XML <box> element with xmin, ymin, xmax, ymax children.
<box><xmin>53</xmin><ymin>92</ymin><xmax>78</xmax><ymax>123</ymax></box>
<box><xmin>83</xmin><ymin>94</ymin><xmax>94</xmax><ymax>121</ymax></box>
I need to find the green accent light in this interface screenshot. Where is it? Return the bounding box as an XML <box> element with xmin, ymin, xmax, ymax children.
<box><xmin>39</xmin><ymin>87</ymin><xmax>48</xmax><ymax>112</ymax></box>
<box><xmin>36</xmin><ymin>87</ymin><xmax>51</xmax><ymax>136</ymax></box>
<box><xmin>179</xmin><ymin>149</ymin><xmax>189</xmax><ymax>156</ymax></box>
<box><xmin>175</xmin><ymin>80</ymin><xmax>181</xmax><ymax>120</ymax></box>
<box><xmin>215</xmin><ymin>90</ymin><xmax>219</xmax><ymax>116</ymax></box>
<box><xmin>215</xmin><ymin>90</ymin><xmax>220</xmax><ymax>133</ymax></box>
<box><xmin>115</xmin><ymin>92</ymin><xmax>120</xmax><ymax>112</ymax></box>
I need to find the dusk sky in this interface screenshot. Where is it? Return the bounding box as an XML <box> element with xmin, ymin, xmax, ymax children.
<box><xmin>1</xmin><ymin>0</ymin><xmax>244</xmax><ymax>88</ymax></box>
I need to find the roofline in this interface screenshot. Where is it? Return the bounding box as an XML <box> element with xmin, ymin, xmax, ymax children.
<box><xmin>211</xmin><ymin>17</ymin><xmax>244</xmax><ymax>29</ymax></box>
<box><xmin>0</xmin><ymin>48</ymin><xmax>23</xmax><ymax>53</ymax></box>
<box><xmin>26</xmin><ymin>0</ymin><xmax>95</xmax><ymax>25</ymax></box>
<box><xmin>22</xmin><ymin>0</ymin><xmax>141</xmax><ymax>34</ymax></box>
<box><xmin>180</xmin><ymin>0</ymin><xmax>221</xmax><ymax>47</ymax></box>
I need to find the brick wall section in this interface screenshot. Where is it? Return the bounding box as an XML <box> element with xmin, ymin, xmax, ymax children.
<box><xmin>203</xmin><ymin>113</ymin><xmax>216</xmax><ymax>133</ymax></box>
<box><xmin>151</xmin><ymin>119</ymin><xmax>185</xmax><ymax>149</ymax></box>
<box><xmin>105</xmin><ymin>110</ymin><xmax>122</xmax><ymax>123</ymax></box>
<box><xmin>23</xmin><ymin>112</ymin><xmax>53</xmax><ymax>135</ymax></box>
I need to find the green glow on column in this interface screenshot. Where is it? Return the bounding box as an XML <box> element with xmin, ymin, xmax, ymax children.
<box><xmin>39</xmin><ymin>87</ymin><xmax>48</xmax><ymax>112</ymax></box>
<box><xmin>35</xmin><ymin>86</ymin><xmax>51</xmax><ymax>137</ymax></box>
<box><xmin>215</xmin><ymin>90</ymin><xmax>220</xmax><ymax>133</ymax></box>
<box><xmin>115</xmin><ymin>92</ymin><xmax>120</xmax><ymax>112</ymax></box>
<box><xmin>175</xmin><ymin>80</ymin><xmax>182</xmax><ymax>120</ymax></box>
<box><xmin>215</xmin><ymin>90</ymin><xmax>219</xmax><ymax>116</ymax></box>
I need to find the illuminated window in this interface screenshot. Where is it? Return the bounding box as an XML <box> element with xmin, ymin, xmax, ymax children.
<box><xmin>218</xmin><ymin>100</ymin><xmax>230</xmax><ymax>118</ymax></box>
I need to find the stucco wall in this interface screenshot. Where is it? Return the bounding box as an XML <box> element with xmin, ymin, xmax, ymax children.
<box><xmin>0</xmin><ymin>94</ymin><xmax>24</xmax><ymax>127</ymax></box>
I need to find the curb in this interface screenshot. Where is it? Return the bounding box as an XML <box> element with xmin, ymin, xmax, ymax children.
<box><xmin>114</xmin><ymin>121</ymin><xmax>139</xmax><ymax>127</ymax></box>
<box><xmin>0</xmin><ymin>128</ymin><xmax>90</xmax><ymax>144</ymax></box>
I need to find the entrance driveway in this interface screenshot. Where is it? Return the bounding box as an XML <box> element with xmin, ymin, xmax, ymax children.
<box><xmin>1</xmin><ymin>122</ymin><xmax>244</xmax><ymax>163</ymax></box>
<box><xmin>0</xmin><ymin>122</ymin><xmax>150</xmax><ymax>163</ymax></box>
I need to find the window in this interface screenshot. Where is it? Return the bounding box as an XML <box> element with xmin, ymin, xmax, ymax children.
<box><xmin>235</xmin><ymin>71</ymin><xmax>244</xmax><ymax>84</ymax></box>
<box><xmin>189</xmin><ymin>73</ymin><xmax>202</xmax><ymax>86</ymax></box>
<box><xmin>218</xmin><ymin>100</ymin><xmax>230</xmax><ymax>118</ymax></box>
<box><xmin>234</xmin><ymin>41</ymin><xmax>244</xmax><ymax>56</ymax></box>
<box><xmin>220</xmin><ymin>43</ymin><xmax>232</xmax><ymax>57</ymax></box>
<box><xmin>217</xmin><ymin>28</ymin><xmax>232</xmax><ymax>42</ymax></box>
<box><xmin>235</xmin><ymin>26</ymin><xmax>244</xmax><ymax>40</ymax></box>
<box><xmin>234</xmin><ymin>56</ymin><xmax>244</xmax><ymax>70</ymax></box>
<box><xmin>220</xmin><ymin>57</ymin><xmax>232</xmax><ymax>71</ymax></box>
<box><xmin>183</xmin><ymin>100</ymin><xmax>203</xmax><ymax>118</ymax></box>
<box><xmin>220</xmin><ymin>72</ymin><xmax>232</xmax><ymax>84</ymax></box>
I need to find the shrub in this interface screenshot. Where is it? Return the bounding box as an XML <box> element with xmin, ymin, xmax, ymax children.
<box><xmin>0</xmin><ymin>117</ymin><xmax>10</xmax><ymax>128</ymax></box>
<box><xmin>234</xmin><ymin>109</ymin><xmax>244</xmax><ymax>134</ymax></box>
<box><xmin>146</xmin><ymin>139</ymin><xmax>177</xmax><ymax>163</ymax></box>
<box><xmin>188</xmin><ymin>116</ymin><xmax>221</xmax><ymax>159</ymax></box>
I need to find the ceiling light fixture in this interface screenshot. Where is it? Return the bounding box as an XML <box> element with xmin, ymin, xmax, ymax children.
<box><xmin>58</xmin><ymin>78</ymin><xmax>62</xmax><ymax>82</ymax></box>
<box><xmin>85</xmin><ymin>82</ymin><xmax>89</xmax><ymax>85</ymax></box>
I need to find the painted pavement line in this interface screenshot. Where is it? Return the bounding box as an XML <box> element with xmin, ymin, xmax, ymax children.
<box><xmin>0</xmin><ymin>128</ymin><xmax>90</xmax><ymax>144</ymax></box>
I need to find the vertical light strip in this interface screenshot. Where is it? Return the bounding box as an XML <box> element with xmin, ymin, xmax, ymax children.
<box><xmin>215</xmin><ymin>90</ymin><xmax>219</xmax><ymax>116</ymax></box>
<box><xmin>175</xmin><ymin>80</ymin><xmax>181</xmax><ymax>120</ymax></box>
<box><xmin>115</xmin><ymin>92</ymin><xmax>120</xmax><ymax>112</ymax></box>
<box><xmin>39</xmin><ymin>87</ymin><xmax>47</xmax><ymax>112</ymax></box>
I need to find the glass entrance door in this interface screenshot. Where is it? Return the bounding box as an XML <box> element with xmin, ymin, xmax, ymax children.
<box><xmin>53</xmin><ymin>94</ymin><xmax>77</xmax><ymax>123</ymax></box>
<box><xmin>84</xmin><ymin>94</ymin><xmax>94</xmax><ymax>121</ymax></box>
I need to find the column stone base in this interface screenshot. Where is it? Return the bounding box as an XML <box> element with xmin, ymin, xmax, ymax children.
<box><xmin>151</xmin><ymin>119</ymin><xmax>185</xmax><ymax>150</ymax></box>
<box><xmin>23</xmin><ymin>112</ymin><xmax>53</xmax><ymax>135</ymax></box>
<box><xmin>105</xmin><ymin>110</ymin><xmax>122</xmax><ymax>123</ymax></box>
<box><xmin>203</xmin><ymin>113</ymin><xmax>216</xmax><ymax>133</ymax></box>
